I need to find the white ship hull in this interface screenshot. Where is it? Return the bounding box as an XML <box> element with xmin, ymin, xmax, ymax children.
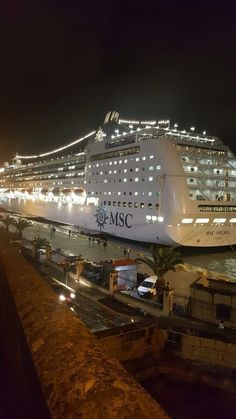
<box><xmin>1</xmin><ymin>112</ymin><xmax>236</xmax><ymax>247</ymax></box>
<box><xmin>1</xmin><ymin>197</ymin><xmax>236</xmax><ymax>247</ymax></box>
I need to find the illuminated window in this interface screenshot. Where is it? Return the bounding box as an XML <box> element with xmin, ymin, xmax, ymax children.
<box><xmin>149</xmin><ymin>177</ymin><xmax>153</xmax><ymax>181</ymax></box>
<box><xmin>149</xmin><ymin>166</ymin><xmax>154</xmax><ymax>170</ymax></box>
<box><xmin>134</xmin><ymin>192</ymin><xmax>138</xmax><ymax>196</ymax></box>
<box><xmin>230</xmin><ymin>218</ymin><xmax>236</xmax><ymax>223</ymax></box>
<box><xmin>124</xmin><ymin>169</ymin><xmax>127</xmax><ymax>173</ymax></box>
<box><xmin>136</xmin><ymin>157</ymin><xmax>139</xmax><ymax>162</ymax></box>
<box><xmin>213</xmin><ymin>218</ymin><xmax>226</xmax><ymax>223</ymax></box>
<box><xmin>148</xmin><ymin>192</ymin><xmax>152</xmax><ymax>196</ymax></box>
<box><xmin>181</xmin><ymin>218</ymin><xmax>193</xmax><ymax>224</ymax></box>
<box><xmin>150</xmin><ymin>155</ymin><xmax>154</xmax><ymax>159</ymax></box>
<box><xmin>195</xmin><ymin>218</ymin><xmax>209</xmax><ymax>223</ymax></box>
<box><xmin>124</xmin><ymin>178</ymin><xmax>127</xmax><ymax>182</ymax></box>
<box><xmin>135</xmin><ymin>168</ymin><xmax>139</xmax><ymax>172</ymax></box>
<box><xmin>142</xmin><ymin>156</ymin><xmax>146</xmax><ymax>160</ymax></box>
<box><xmin>135</xmin><ymin>177</ymin><xmax>139</xmax><ymax>182</ymax></box>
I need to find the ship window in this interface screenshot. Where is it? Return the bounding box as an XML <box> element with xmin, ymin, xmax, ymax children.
<box><xmin>124</xmin><ymin>169</ymin><xmax>127</xmax><ymax>173</ymax></box>
<box><xmin>118</xmin><ymin>192</ymin><xmax>121</xmax><ymax>195</ymax></box>
<box><xmin>134</xmin><ymin>192</ymin><xmax>138</xmax><ymax>196</ymax></box>
<box><xmin>129</xmin><ymin>178</ymin><xmax>132</xmax><ymax>182</ymax></box>
<box><xmin>156</xmin><ymin>204</ymin><xmax>159</xmax><ymax>209</ymax></box>
<box><xmin>149</xmin><ymin>166</ymin><xmax>154</xmax><ymax>170</ymax></box>
<box><xmin>149</xmin><ymin>177</ymin><xmax>153</xmax><ymax>181</ymax></box>
<box><xmin>119</xmin><ymin>179</ymin><xmax>121</xmax><ymax>182</ymax></box>
<box><xmin>100</xmin><ymin>171</ymin><xmax>103</xmax><ymax>175</ymax></box>
<box><xmin>124</xmin><ymin>178</ymin><xmax>127</xmax><ymax>182</ymax></box>
<box><xmin>123</xmin><ymin>202</ymin><xmax>126</xmax><ymax>207</ymax></box>
<box><xmin>230</xmin><ymin>218</ymin><xmax>236</xmax><ymax>223</ymax></box>
<box><xmin>140</xmin><ymin>202</ymin><xmax>144</xmax><ymax>208</ymax></box>
<box><xmin>142</xmin><ymin>157</ymin><xmax>146</xmax><ymax>160</ymax></box>
<box><xmin>108</xmin><ymin>201</ymin><xmax>111</xmax><ymax>206</ymax></box>
<box><xmin>124</xmin><ymin>192</ymin><xmax>126</xmax><ymax>195</ymax></box>
<box><xmin>114</xmin><ymin>170</ymin><xmax>117</xmax><ymax>174</ymax></box>
<box><xmin>103</xmin><ymin>200</ymin><xmax>107</xmax><ymax>205</ymax></box>
<box><xmin>104</xmin><ymin>179</ymin><xmax>107</xmax><ymax>183</ymax></box>
<box><xmin>118</xmin><ymin>201</ymin><xmax>121</xmax><ymax>207</ymax></box>
<box><xmin>156</xmin><ymin>165</ymin><xmax>161</xmax><ymax>170</ymax></box>
<box><xmin>128</xmin><ymin>202</ymin><xmax>132</xmax><ymax>208</ymax></box>
<box><xmin>152</xmin><ymin>216</ymin><xmax>157</xmax><ymax>221</ymax></box>
<box><xmin>213</xmin><ymin>218</ymin><xmax>226</xmax><ymax>223</ymax></box>
<box><xmin>191</xmin><ymin>167</ymin><xmax>194</xmax><ymax>172</ymax></box>
<box><xmin>182</xmin><ymin>218</ymin><xmax>193</xmax><ymax>224</ymax></box>
<box><xmin>114</xmin><ymin>161</ymin><xmax>117</xmax><ymax>165</ymax></box>
<box><xmin>135</xmin><ymin>177</ymin><xmax>139</xmax><ymax>182</ymax></box>
<box><xmin>109</xmin><ymin>170</ymin><xmax>112</xmax><ymax>174</ymax></box>
<box><xmin>113</xmin><ymin>201</ymin><xmax>116</xmax><ymax>206</ymax></box>
<box><xmin>119</xmin><ymin>160</ymin><xmax>122</xmax><ymax>164</ymax></box>
<box><xmin>195</xmin><ymin>218</ymin><xmax>209</xmax><ymax>223</ymax></box>
<box><xmin>108</xmin><ymin>192</ymin><xmax>111</xmax><ymax>195</ymax></box>
<box><xmin>124</xmin><ymin>159</ymin><xmax>128</xmax><ymax>163</ymax></box>
<box><xmin>148</xmin><ymin>203</ymin><xmax>152</xmax><ymax>209</ymax></box>
<box><xmin>148</xmin><ymin>192</ymin><xmax>152</xmax><ymax>196</ymax></box>
<box><xmin>135</xmin><ymin>168</ymin><xmax>139</xmax><ymax>172</ymax></box>
<box><xmin>150</xmin><ymin>155</ymin><xmax>154</xmax><ymax>159</ymax></box>
<box><xmin>134</xmin><ymin>202</ymin><xmax>138</xmax><ymax>208</ymax></box>
<box><xmin>136</xmin><ymin>157</ymin><xmax>139</xmax><ymax>161</ymax></box>
<box><xmin>109</xmin><ymin>162</ymin><xmax>112</xmax><ymax>165</ymax></box>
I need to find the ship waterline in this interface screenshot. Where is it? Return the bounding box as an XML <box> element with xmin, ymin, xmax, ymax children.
<box><xmin>0</xmin><ymin>111</ymin><xmax>236</xmax><ymax>247</ymax></box>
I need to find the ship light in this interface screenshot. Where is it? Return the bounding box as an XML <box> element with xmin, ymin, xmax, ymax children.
<box><xmin>195</xmin><ymin>218</ymin><xmax>209</xmax><ymax>223</ymax></box>
<box><xmin>157</xmin><ymin>216</ymin><xmax>164</xmax><ymax>222</ymax></box>
<box><xmin>181</xmin><ymin>218</ymin><xmax>193</xmax><ymax>224</ymax></box>
<box><xmin>213</xmin><ymin>218</ymin><xmax>226</xmax><ymax>223</ymax></box>
<box><xmin>230</xmin><ymin>218</ymin><xmax>236</xmax><ymax>223</ymax></box>
<box><xmin>190</xmin><ymin>127</ymin><xmax>195</xmax><ymax>131</ymax></box>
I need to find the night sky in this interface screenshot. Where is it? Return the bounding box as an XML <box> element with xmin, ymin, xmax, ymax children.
<box><xmin>1</xmin><ymin>0</ymin><xmax>236</xmax><ymax>163</ymax></box>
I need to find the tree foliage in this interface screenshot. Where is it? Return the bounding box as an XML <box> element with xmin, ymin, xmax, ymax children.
<box><xmin>135</xmin><ymin>245</ymin><xmax>183</xmax><ymax>290</ymax></box>
<box><xmin>13</xmin><ymin>218</ymin><xmax>32</xmax><ymax>238</ymax></box>
<box><xmin>0</xmin><ymin>214</ymin><xmax>15</xmax><ymax>232</ymax></box>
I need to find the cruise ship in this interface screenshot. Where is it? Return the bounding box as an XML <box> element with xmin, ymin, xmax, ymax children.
<box><xmin>0</xmin><ymin>111</ymin><xmax>236</xmax><ymax>247</ymax></box>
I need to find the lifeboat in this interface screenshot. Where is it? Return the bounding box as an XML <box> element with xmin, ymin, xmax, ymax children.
<box><xmin>41</xmin><ymin>188</ymin><xmax>49</xmax><ymax>195</ymax></box>
<box><xmin>73</xmin><ymin>188</ymin><xmax>85</xmax><ymax>195</ymax></box>
<box><xmin>52</xmin><ymin>188</ymin><xmax>61</xmax><ymax>196</ymax></box>
<box><xmin>20</xmin><ymin>189</ymin><xmax>26</xmax><ymax>193</ymax></box>
<box><xmin>61</xmin><ymin>188</ymin><xmax>72</xmax><ymax>195</ymax></box>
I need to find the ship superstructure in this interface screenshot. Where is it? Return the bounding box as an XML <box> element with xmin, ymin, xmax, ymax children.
<box><xmin>0</xmin><ymin>111</ymin><xmax>236</xmax><ymax>247</ymax></box>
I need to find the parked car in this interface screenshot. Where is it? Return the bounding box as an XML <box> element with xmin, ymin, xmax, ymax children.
<box><xmin>137</xmin><ymin>272</ymin><xmax>149</xmax><ymax>286</ymax></box>
<box><xmin>137</xmin><ymin>276</ymin><xmax>157</xmax><ymax>297</ymax></box>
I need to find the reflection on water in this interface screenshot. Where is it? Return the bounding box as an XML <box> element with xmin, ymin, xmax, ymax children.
<box><xmin>142</xmin><ymin>377</ymin><xmax>236</xmax><ymax>419</ymax></box>
<box><xmin>181</xmin><ymin>248</ymin><xmax>236</xmax><ymax>280</ymax></box>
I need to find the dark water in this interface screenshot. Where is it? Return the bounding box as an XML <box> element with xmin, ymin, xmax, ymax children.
<box><xmin>181</xmin><ymin>247</ymin><xmax>236</xmax><ymax>280</ymax></box>
<box><xmin>142</xmin><ymin>377</ymin><xmax>236</xmax><ymax>419</ymax></box>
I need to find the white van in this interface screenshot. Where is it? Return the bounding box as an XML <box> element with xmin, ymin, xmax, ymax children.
<box><xmin>137</xmin><ymin>276</ymin><xmax>157</xmax><ymax>297</ymax></box>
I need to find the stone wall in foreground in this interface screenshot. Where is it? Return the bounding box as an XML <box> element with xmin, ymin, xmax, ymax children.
<box><xmin>0</xmin><ymin>234</ymin><xmax>167</xmax><ymax>419</ymax></box>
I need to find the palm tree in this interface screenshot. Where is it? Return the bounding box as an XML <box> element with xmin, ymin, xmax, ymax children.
<box><xmin>13</xmin><ymin>218</ymin><xmax>32</xmax><ymax>239</ymax></box>
<box><xmin>135</xmin><ymin>245</ymin><xmax>183</xmax><ymax>291</ymax></box>
<box><xmin>0</xmin><ymin>214</ymin><xmax>14</xmax><ymax>232</ymax></box>
<box><xmin>32</xmin><ymin>237</ymin><xmax>50</xmax><ymax>258</ymax></box>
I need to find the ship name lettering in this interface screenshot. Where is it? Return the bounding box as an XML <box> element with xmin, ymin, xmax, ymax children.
<box><xmin>109</xmin><ymin>212</ymin><xmax>133</xmax><ymax>228</ymax></box>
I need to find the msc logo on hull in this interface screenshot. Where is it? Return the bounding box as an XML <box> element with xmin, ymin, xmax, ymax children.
<box><xmin>94</xmin><ymin>207</ymin><xmax>133</xmax><ymax>230</ymax></box>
